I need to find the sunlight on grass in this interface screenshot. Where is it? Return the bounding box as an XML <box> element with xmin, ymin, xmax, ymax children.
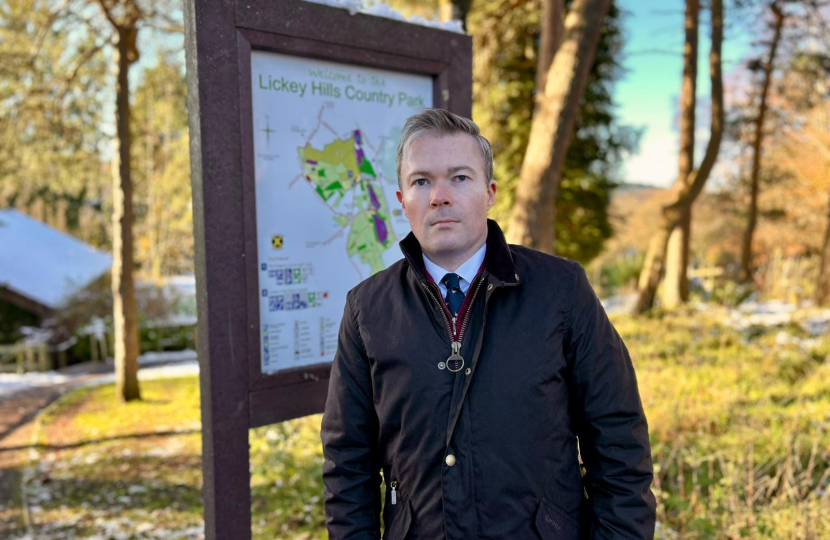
<box><xmin>614</xmin><ymin>310</ymin><xmax>830</xmax><ymax>539</ymax></box>
<box><xmin>14</xmin><ymin>310</ymin><xmax>830</xmax><ymax>539</ymax></box>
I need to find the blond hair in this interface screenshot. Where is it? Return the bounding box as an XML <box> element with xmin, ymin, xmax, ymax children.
<box><xmin>396</xmin><ymin>109</ymin><xmax>494</xmax><ymax>189</ymax></box>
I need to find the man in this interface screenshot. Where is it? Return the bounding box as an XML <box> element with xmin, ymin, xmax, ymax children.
<box><xmin>321</xmin><ymin>109</ymin><xmax>655</xmax><ymax>539</ymax></box>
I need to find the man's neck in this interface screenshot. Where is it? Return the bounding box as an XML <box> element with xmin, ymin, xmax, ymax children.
<box><xmin>422</xmin><ymin>237</ymin><xmax>487</xmax><ymax>273</ymax></box>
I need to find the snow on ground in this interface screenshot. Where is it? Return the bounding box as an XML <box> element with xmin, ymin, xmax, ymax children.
<box><xmin>0</xmin><ymin>372</ymin><xmax>73</xmax><ymax>395</ymax></box>
<box><xmin>137</xmin><ymin>349</ymin><xmax>198</xmax><ymax>365</ymax></box>
<box><xmin>601</xmin><ymin>293</ymin><xmax>638</xmax><ymax>315</ymax></box>
<box><xmin>301</xmin><ymin>0</ymin><xmax>465</xmax><ymax>33</ymax></box>
<box><xmin>84</xmin><ymin>360</ymin><xmax>200</xmax><ymax>389</ymax></box>
<box><xmin>0</xmin><ymin>350</ymin><xmax>200</xmax><ymax>400</ymax></box>
<box><xmin>728</xmin><ymin>299</ymin><xmax>797</xmax><ymax>330</ymax></box>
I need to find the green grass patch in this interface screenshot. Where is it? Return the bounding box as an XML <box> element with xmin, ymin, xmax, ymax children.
<box><xmin>614</xmin><ymin>310</ymin><xmax>830</xmax><ymax>538</ymax></box>
<box><xmin>16</xmin><ymin>310</ymin><xmax>830</xmax><ymax>539</ymax></box>
<box><xmin>24</xmin><ymin>376</ymin><xmax>328</xmax><ymax>539</ymax></box>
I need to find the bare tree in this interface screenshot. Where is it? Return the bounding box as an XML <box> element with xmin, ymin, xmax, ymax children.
<box><xmin>739</xmin><ymin>1</ymin><xmax>785</xmax><ymax>282</ymax></box>
<box><xmin>506</xmin><ymin>0</ymin><xmax>612</xmax><ymax>253</ymax></box>
<box><xmin>634</xmin><ymin>0</ymin><xmax>724</xmax><ymax>314</ymax></box>
<box><xmin>662</xmin><ymin>0</ymin><xmax>699</xmax><ymax>309</ymax></box>
<box><xmin>96</xmin><ymin>0</ymin><xmax>142</xmax><ymax>402</ymax></box>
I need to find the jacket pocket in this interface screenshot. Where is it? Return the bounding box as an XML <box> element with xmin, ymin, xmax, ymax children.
<box><xmin>534</xmin><ymin>497</ymin><xmax>580</xmax><ymax>540</ymax></box>
<box><xmin>382</xmin><ymin>495</ymin><xmax>413</xmax><ymax>540</ymax></box>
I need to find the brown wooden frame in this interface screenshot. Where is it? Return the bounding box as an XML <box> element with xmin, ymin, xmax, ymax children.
<box><xmin>184</xmin><ymin>0</ymin><xmax>471</xmax><ymax>537</ymax></box>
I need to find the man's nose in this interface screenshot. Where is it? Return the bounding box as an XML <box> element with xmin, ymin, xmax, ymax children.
<box><xmin>430</xmin><ymin>181</ymin><xmax>453</xmax><ymax>207</ymax></box>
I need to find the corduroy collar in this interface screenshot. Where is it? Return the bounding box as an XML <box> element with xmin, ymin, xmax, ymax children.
<box><xmin>399</xmin><ymin>219</ymin><xmax>520</xmax><ymax>287</ymax></box>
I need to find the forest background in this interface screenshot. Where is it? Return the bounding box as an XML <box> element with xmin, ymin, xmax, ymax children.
<box><xmin>1</xmin><ymin>0</ymin><xmax>830</xmax><ymax>538</ymax></box>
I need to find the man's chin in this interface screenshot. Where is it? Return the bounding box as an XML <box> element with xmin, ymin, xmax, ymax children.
<box><xmin>422</xmin><ymin>238</ymin><xmax>467</xmax><ymax>257</ymax></box>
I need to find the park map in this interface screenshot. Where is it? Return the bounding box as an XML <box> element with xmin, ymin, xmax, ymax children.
<box><xmin>251</xmin><ymin>50</ymin><xmax>431</xmax><ymax>373</ymax></box>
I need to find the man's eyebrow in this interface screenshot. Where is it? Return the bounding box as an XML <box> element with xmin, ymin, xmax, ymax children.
<box><xmin>407</xmin><ymin>170</ymin><xmax>432</xmax><ymax>180</ymax></box>
<box><xmin>407</xmin><ymin>165</ymin><xmax>475</xmax><ymax>180</ymax></box>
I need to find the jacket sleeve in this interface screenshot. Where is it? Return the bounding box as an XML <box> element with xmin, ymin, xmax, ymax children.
<box><xmin>563</xmin><ymin>264</ymin><xmax>656</xmax><ymax>539</ymax></box>
<box><xmin>321</xmin><ymin>290</ymin><xmax>382</xmax><ymax>539</ymax></box>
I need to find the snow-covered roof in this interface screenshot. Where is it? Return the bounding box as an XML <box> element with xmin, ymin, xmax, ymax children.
<box><xmin>0</xmin><ymin>209</ymin><xmax>112</xmax><ymax>311</ymax></box>
<box><xmin>301</xmin><ymin>0</ymin><xmax>465</xmax><ymax>34</ymax></box>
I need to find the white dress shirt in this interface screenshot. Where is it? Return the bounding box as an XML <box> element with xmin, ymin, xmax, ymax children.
<box><xmin>423</xmin><ymin>242</ymin><xmax>487</xmax><ymax>298</ymax></box>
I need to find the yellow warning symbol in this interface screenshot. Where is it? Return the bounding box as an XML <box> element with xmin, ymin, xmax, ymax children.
<box><xmin>271</xmin><ymin>234</ymin><xmax>284</xmax><ymax>249</ymax></box>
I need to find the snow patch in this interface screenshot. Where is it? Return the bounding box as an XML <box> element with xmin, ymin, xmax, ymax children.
<box><xmin>0</xmin><ymin>371</ymin><xmax>72</xmax><ymax>394</ymax></box>
<box><xmin>301</xmin><ymin>0</ymin><xmax>465</xmax><ymax>34</ymax></box>
<box><xmin>0</xmin><ymin>351</ymin><xmax>200</xmax><ymax>399</ymax></box>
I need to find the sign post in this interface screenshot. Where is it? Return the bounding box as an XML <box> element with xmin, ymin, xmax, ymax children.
<box><xmin>184</xmin><ymin>1</ymin><xmax>471</xmax><ymax>537</ymax></box>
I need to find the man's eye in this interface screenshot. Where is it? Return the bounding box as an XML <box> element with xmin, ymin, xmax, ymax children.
<box><xmin>415</xmin><ymin>179</ymin><xmax>427</xmax><ymax>186</ymax></box>
<box><xmin>455</xmin><ymin>175</ymin><xmax>468</xmax><ymax>182</ymax></box>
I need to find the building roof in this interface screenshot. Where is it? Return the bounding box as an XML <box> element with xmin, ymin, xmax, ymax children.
<box><xmin>0</xmin><ymin>209</ymin><xmax>112</xmax><ymax>312</ymax></box>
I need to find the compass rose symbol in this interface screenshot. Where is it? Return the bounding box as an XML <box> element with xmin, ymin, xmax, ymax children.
<box><xmin>260</xmin><ymin>116</ymin><xmax>275</xmax><ymax>146</ymax></box>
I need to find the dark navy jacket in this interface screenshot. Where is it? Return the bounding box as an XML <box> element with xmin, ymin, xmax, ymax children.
<box><xmin>321</xmin><ymin>219</ymin><xmax>656</xmax><ymax>539</ymax></box>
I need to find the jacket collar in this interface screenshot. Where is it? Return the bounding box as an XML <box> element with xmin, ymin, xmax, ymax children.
<box><xmin>399</xmin><ymin>219</ymin><xmax>521</xmax><ymax>287</ymax></box>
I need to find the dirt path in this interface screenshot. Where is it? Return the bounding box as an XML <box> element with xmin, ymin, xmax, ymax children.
<box><xmin>0</xmin><ymin>370</ymin><xmax>109</xmax><ymax>538</ymax></box>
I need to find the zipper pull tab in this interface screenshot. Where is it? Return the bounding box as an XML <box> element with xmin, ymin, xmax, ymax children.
<box><xmin>452</xmin><ymin>341</ymin><xmax>461</xmax><ymax>355</ymax></box>
<box><xmin>391</xmin><ymin>480</ymin><xmax>398</xmax><ymax>505</ymax></box>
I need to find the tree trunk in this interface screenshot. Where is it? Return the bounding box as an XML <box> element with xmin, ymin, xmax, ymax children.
<box><xmin>507</xmin><ymin>0</ymin><xmax>612</xmax><ymax>254</ymax></box>
<box><xmin>740</xmin><ymin>2</ymin><xmax>784</xmax><ymax>283</ymax></box>
<box><xmin>635</xmin><ymin>0</ymin><xmax>724</xmax><ymax>314</ymax></box>
<box><xmin>662</xmin><ymin>0</ymin><xmax>699</xmax><ymax>308</ymax></box>
<box><xmin>663</xmin><ymin>0</ymin><xmax>699</xmax><ymax>309</ymax></box>
<box><xmin>536</xmin><ymin>0</ymin><xmax>566</xmax><ymax>94</ymax></box>
<box><xmin>112</xmin><ymin>26</ymin><xmax>141</xmax><ymax>402</ymax></box>
<box><xmin>448</xmin><ymin>0</ymin><xmax>472</xmax><ymax>30</ymax></box>
<box><xmin>816</xmin><ymin>190</ymin><xmax>830</xmax><ymax>306</ymax></box>
<box><xmin>664</xmin><ymin>209</ymin><xmax>692</xmax><ymax>307</ymax></box>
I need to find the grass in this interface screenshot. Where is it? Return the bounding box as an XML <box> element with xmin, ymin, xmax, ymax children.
<box><xmin>616</xmin><ymin>309</ymin><xmax>830</xmax><ymax>539</ymax></box>
<box><xmin>8</xmin><ymin>308</ymin><xmax>830</xmax><ymax>539</ymax></box>
<box><xmin>13</xmin><ymin>376</ymin><xmax>327</xmax><ymax>539</ymax></box>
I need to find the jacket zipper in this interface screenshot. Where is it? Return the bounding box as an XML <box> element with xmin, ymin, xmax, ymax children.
<box><xmin>390</xmin><ymin>480</ymin><xmax>398</xmax><ymax>505</ymax></box>
<box><xmin>422</xmin><ymin>274</ymin><xmax>485</xmax><ymax>354</ymax></box>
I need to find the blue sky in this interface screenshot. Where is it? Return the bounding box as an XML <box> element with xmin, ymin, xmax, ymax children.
<box><xmin>133</xmin><ymin>1</ymin><xmax>757</xmax><ymax>189</ymax></box>
<box><xmin>615</xmin><ymin>0</ymin><xmax>755</xmax><ymax>187</ymax></box>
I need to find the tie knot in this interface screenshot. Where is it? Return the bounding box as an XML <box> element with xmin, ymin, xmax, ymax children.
<box><xmin>441</xmin><ymin>273</ymin><xmax>461</xmax><ymax>289</ymax></box>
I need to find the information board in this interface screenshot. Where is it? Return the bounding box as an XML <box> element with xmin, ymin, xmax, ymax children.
<box><xmin>251</xmin><ymin>51</ymin><xmax>432</xmax><ymax>374</ymax></box>
<box><xmin>186</xmin><ymin>0</ymin><xmax>470</xmax><ymax>534</ymax></box>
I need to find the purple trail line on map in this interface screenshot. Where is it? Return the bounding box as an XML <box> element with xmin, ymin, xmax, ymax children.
<box><xmin>367</xmin><ymin>184</ymin><xmax>381</xmax><ymax>210</ymax></box>
<box><xmin>353</xmin><ymin>129</ymin><xmax>366</xmax><ymax>165</ymax></box>
<box><xmin>373</xmin><ymin>214</ymin><xmax>388</xmax><ymax>244</ymax></box>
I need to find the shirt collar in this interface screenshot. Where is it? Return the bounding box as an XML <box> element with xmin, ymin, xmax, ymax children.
<box><xmin>422</xmin><ymin>242</ymin><xmax>487</xmax><ymax>286</ymax></box>
<box><xmin>400</xmin><ymin>219</ymin><xmax>520</xmax><ymax>287</ymax></box>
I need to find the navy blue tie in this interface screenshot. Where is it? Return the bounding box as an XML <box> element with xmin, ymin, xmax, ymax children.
<box><xmin>441</xmin><ymin>273</ymin><xmax>465</xmax><ymax>317</ymax></box>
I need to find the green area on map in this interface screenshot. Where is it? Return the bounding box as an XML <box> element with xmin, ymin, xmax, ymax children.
<box><xmin>298</xmin><ymin>130</ymin><xmax>396</xmax><ymax>274</ymax></box>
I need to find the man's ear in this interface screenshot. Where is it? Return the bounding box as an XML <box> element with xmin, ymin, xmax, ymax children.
<box><xmin>486</xmin><ymin>180</ymin><xmax>497</xmax><ymax>211</ymax></box>
<box><xmin>397</xmin><ymin>189</ymin><xmax>409</xmax><ymax>218</ymax></box>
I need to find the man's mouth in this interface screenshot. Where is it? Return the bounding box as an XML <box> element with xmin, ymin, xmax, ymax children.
<box><xmin>431</xmin><ymin>219</ymin><xmax>459</xmax><ymax>226</ymax></box>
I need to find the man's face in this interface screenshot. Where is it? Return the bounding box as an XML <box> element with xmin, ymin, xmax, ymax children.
<box><xmin>397</xmin><ymin>132</ymin><xmax>496</xmax><ymax>267</ymax></box>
